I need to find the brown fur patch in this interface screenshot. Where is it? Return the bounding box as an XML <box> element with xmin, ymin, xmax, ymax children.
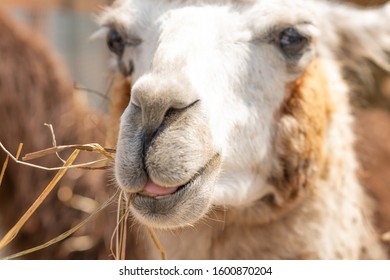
<box><xmin>270</xmin><ymin>59</ymin><xmax>333</xmax><ymax>204</ymax></box>
<box><xmin>105</xmin><ymin>72</ymin><xmax>131</xmax><ymax>147</ymax></box>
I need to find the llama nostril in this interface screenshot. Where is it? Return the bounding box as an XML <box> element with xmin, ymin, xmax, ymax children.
<box><xmin>141</xmin><ymin>124</ymin><xmax>165</xmax><ymax>164</ymax></box>
<box><xmin>141</xmin><ymin>130</ymin><xmax>152</xmax><ymax>165</ymax></box>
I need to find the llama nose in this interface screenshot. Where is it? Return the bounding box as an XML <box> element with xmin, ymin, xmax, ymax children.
<box><xmin>130</xmin><ymin>75</ymin><xmax>200</xmax><ymax>160</ymax></box>
<box><xmin>131</xmin><ymin>75</ymin><xmax>199</xmax><ymax>137</ymax></box>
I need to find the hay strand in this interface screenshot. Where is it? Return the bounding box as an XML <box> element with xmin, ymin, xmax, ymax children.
<box><xmin>0</xmin><ymin>142</ymin><xmax>109</xmax><ymax>171</ymax></box>
<box><xmin>22</xmin><ymin>143</ymin><xmax>115</xmax><ymax>161</ymax></box>
<box><xmin>15</xmin><ymin>144</ymin><xmax>24</xmax><ymax>159</ymax></box>
<box><xmin>0</xmin><ymin>149</ymin><xmax>80</xmax><ymax>251</ymax></box>
<box><xmin>0</xmin><ymin>155</ymin><xmax>9</xmax><ymax>189</ymax></box>
<box><xmin>110</xmin><ymin>191</ymin><xmax>168</xmax><ymax>260</ymax></box>
<box><xmin>110</xmin><ymin>190</ymin><xmax>131</xmax><ymax>260</ymax></box>
<box><xmin>1</xmin><ymin>192</ymin><xmax>117</xmax><ymax>260</ymax></box>
<box><xmin>44</xmin><ymin>123</ymin><xmax>66</xmax><ymax>164</ymax></box>
<box><xmin>147</xmin><ymin>226</ymin><xmax>167</xmax><ymax>260</ymax></box>
<box><xmin>117</xmin><ymin>196</ymin><xmax>129</xmax><ymax>260</ymax></box>
<box><xmin>0</xmin><ymin>143</ymin><xmax>23</xmax><ymax>189</ymax></box>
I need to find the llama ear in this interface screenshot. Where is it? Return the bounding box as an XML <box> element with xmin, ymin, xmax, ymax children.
<box><xmin>106</xmin><ymin>72</ymin><xmax>132</xmax><ymax>147</ymax></box>
<box><xmin>321</xmin><ymin>3</ymin><xmax>390</xmax><ymax>105</ymax></box>
<box><xmin>326</xmin><ymin>3</ymin><xmax>390</xmax><ymax>72</ymax></box>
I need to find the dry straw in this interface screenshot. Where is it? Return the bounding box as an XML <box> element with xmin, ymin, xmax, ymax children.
<box><xmin>109</xmin><ymin>190</ymin><xmax>167</xmax><ymax>260</ymax></box>
<box><xmin>0</xmin><ymin>140</ymin><xmax>114</xmax><ymax>259</ymax></box>
<box><xmin>2</xmin><ymin>192</ymin><xmax>117</xmax><ymax>260</ymax></box>
<box><xmin>110</xmin><ymin>190</ymin><xmax>131</xmax><ymax>260</ymax></box>
<box><xmin>0</xmin><ymin>143</ymin><xmax>23</xmax><ymax>190</ymax></box>
<box><xmin>147</xmin><ymin>226</ymin><xmax>167</xmax><ymax>260</ymax></box>
<box><xmin>0</xmin><ymin>136</ymin><xmax>167</xmax><ymax>259</ymax></box>
<box><xmin>0</xmin><ymin>148</ymin><xmax>80</xmax><ymax>252</ymax></box>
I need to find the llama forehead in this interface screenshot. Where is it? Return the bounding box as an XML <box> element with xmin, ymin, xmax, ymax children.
<box><xmin>150</xmin><ymin>6</ymin><xmax>252</xmax><ymax>73</ymax></box>
<box><xmin>99</xmin><ymin>0</ymin><xmax>316</xmax><ymax>40</ymax></box>
<box><xmin>100</xmin><ymin>2</ymin><xmax>245</xmax><ymax>41</ymax></box>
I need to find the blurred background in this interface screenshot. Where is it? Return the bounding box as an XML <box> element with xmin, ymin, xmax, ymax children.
<box><xmin>1</xmin><ymin>0</ymin><xmax>114</xmax><ymax>112</ymax></box>
<box><xmin>0</xmin><ymin>0</ymin><xmax>118</xmax><ymax>260</ymax></box>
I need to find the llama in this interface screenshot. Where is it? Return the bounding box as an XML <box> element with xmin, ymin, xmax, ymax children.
<box><xmin>0</xmin><ymin>9</ymin><xmax>115</xmax><ymax>259</ymax></box>
<box><xmin>97</xmin><ymin>0</ymin><xmax>390</xmax><ymax>259</ymax></box>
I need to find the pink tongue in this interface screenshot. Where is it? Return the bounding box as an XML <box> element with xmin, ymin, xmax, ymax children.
<box><xmin>143</xmin><ymin>179</ymin><xmax>178</xmax><ymax>197</ymax></box>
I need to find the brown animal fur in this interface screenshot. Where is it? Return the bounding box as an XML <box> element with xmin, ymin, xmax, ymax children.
<box><xmin>0</xmin><ymin>9</ymin><xmax>114</xmax><ymax>259</ymax></box>
<box><xmin>105</xmin><ymin>72</ymin><xmax>131</xmax><ymax>147</ymax></box>
<box><xmin>272</xmin><ymin>60</ymin><xmax>332</xmax><ymax>203</ymax></box>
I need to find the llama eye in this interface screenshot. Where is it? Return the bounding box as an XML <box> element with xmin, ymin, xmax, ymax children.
<box><xmin>107</xmin><ymin>29</ymin><xmax>125</xmax><ymax>56</ymax></box>
<box><xmin>279</xmin><ymin>28</ymin><xmax>308</xmax><ymax>56</ymax></box>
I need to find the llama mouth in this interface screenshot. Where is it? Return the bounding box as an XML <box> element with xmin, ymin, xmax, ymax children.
<box><xmin>137</xmin><ymin>172</ymin><xmax>190</xmax><ymax>198</ymax></box>
<box><xmin>129</xmin><ymin>153</ymin><xmax>221</xmax><ymax>229</ymax></box>
<box><xmin>134</xmin><ymin>164</ymin><xmax>206</xmax><ymax>203</ymax></box>
<box><xmin>130</xmin><ymin>172</ymin><xmax>204</xmax><ymax>227</ymax></box>
<box><xmin>133</xmin><ymin>176</ymin><xmax>196</xmax><ymax>205</ymax></box>
<box><xmin>136</xmin><ymin>171</ymin><xmax>199</xmax><ymax>199</ymax></box>
<box><xmin>137</xmin><ymin>180</ymin><xmax>186</xmax><ymax>199</ymax></box>
<box><xmin>136</xmin><ymin>153</ymin><xmax>220</xmax><ymax>199</ymax></box>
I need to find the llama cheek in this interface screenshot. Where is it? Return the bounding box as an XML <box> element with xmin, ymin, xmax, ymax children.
<box><xmin>270</xmin><ymin>59</ymin><xmax>333</xmax><ymax>203</ymax></box>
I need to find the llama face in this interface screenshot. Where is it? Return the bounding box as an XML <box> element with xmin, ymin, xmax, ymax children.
<box><xmin>99</xmin><ymin>0</ymin><xmax>318</xmax><ymax>229</ymax></box>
